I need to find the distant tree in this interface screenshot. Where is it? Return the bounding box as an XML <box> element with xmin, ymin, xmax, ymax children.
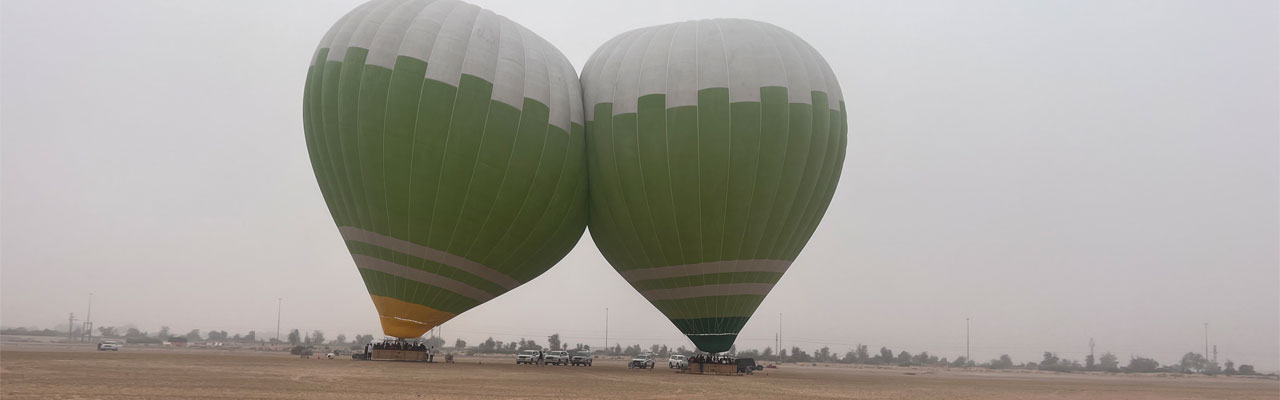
<box><xmin>762</xmin><ymin>346</ymin><xmax>774</xmax><ymax>360</ymax></box>
<box><xmin>1126</xmin><ymin>356</ymin><xmax>1160</xmax><ymax>373</ymax></box>
<box><xmin>518</xmin><ymin>339</ymin><xmax>542</xmax><ymax>351</ymax></box>
<box><xmin>97</xmin><ymin>326</ymin><xmax>119</xmax><ymax>337</ymax></box>
<box><xmin>547</xmin><ymin>334</ymin><xmax>561</xmax><ymax>351</ymax></box>
<box><xmin>613</xmin><ymin>343</ymin><xmax>621</xmax><ymax>354</ymax></box>
<box><xmin>1085</xmin><ymin>354</ymin><xmax>1096</xmax><ymax>370</ymax></box>
<box><xmin>422</xmin><ymin>335</ymin><xmax>445</xmax><ymax>348</ymax></box>
<box><xmin>660</xmin><ymin>345</ymin><xmax>670</xmax><ymax>356</ymax></box>
<box><xmin>455</xmin><ymin>339</ymin><xmax>467</xmax><ymax>348</ymax></box>
<box><xmin>1178</xmin><ymin>352</ymin><xmax>1207</xmax><ymax>373</ymax></box>
<box><xmin>506</xmin><ymin>341</ymin><xmax>519</xmax><ymax>351</ymax></box>
<box><xmin>1237</xmin><ymin>364</ymin><xmax>1256</xmax><ymax>375</ymax></box>
<box><xmin>876</xmin><ymin>347</ymin><xmax>893</xmax><ymax>364</ymax></box>
<box><xmin>287</xmin><ymin>329</ymin><xmax>301</xmax><ymax>345</ymax></box>
<box><xmin>208</xmin><ymin>331</ymin><xmax>228</xmax><ymax>340</ymax></box>
<box><xmin>157</xmin><ymin>326</ymin><xmax>170</xmax><ymax>340</ymax></box>
<box><xmin>911</xmin><ymin>351</ymin><xmax>932</xmax><ymax>365</ymax></box>
<box><xmin>650</xmin><ymin>344</ymin><xmax>661</xmax><ymax>354</ymax></box>
<box><xmin>477</xmin><ymin>337</ymin><xmax>496</xmax><ymax>352</ymax></box>
<box><xmin>816</xmin><ymin>346</ymin><xmax>832</xmax><ymax>362</ymax></box>
<box><xmin>1223</xmin><ymin>360</ymin><xmax>1237</xmax><ymax>375</ymax></box>
<box><xmin>125</xmin><ymin>328</ymin><xmax>144</xmax><ymax>337</ymax></box>
<box><xmin>939</xmin><ymin>357</ymin><xmax>949</xmax><ymax>365</ymax></box>
<box><xmin>779</xmin><ymin>348</ymin><xmax>788</xmax><ymax>361</ymax></box>
<box><xmin>676</xmin><ymin>346</ymin><xmax>689</xmax><ymax>355</ymax></box>
<box><xmin>896</xmin><ymin>351</ymin><xmax>912</xmax><ymax>365</ymax></box>
<box><xmin>1098</xmin><ymin>352</ymin><xmax>1120</xmax><ymax>372</ymax></box>
<box><xmin>186</xmin><ymin>329</ymin><xmax>202</xmax><ymax>341</ymax></box>
<box><xmin>791</xmin><ymin>347</ymin><xmax>811</xmax><ymax>362</ymax></box>
<box><xmin>309</xmin><ymin>330</ymin><xmax>325</xmax><ymax>345</ymax></box>
<box><xmin>623</xmin><ymin>344</ymin><xmax>642</xmax><ymax>355</ymax></box>
<box><xmin>989</xmin><ymin>354</ymin><xmax>1014</xmax><ymax>369</ymax></box>
<box><xmin>738</xmin><ymin>349</ymin><xmax>761</xmax><ymax>358</ymax></box>
<box><xmin>854</xmin><ymin>345</ymin><xmax>870</xmax><ymax>363</ymax></box>
<box><xmin>354</xmin><ymin>334</ymin><xmax>374</xmax><ymax>345</ymax></box>
<box><xmin>1041</xmin><ymin>352</ymin><xmax>1059</xmax><ymax>366</ymax></box>
<box><xmin>244</xmin><ymin>331</ymin><xmax>256</xmax><ymax>341</ymax></box>
<box><xmin>335</xmin><ymin>334</ymin><xmax>347</xmax><ymax>344</ymax></box>
<box><xmin>950</xmin><ymin>356</ymin><xmax>968</xmax><ymax>367</ymax></box>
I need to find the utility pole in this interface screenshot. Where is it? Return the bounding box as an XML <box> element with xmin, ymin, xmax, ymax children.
<box><xmin>1203</xmin><ymin>323</ymin><xmax>1208</xmax><ymax>357</ymax></box>
<box><xmin>276</xmin><ymin>298</ymin><xmax>282</xmax><ymax>343</ymax></box>
<box><xmin>1089</xmin><ymin>337</ymin><xmax>1095</xmax><ymax>360</ymax></box>
<box><xmin>778</xmin><ymin>313</ymin><xmax>782</xmax><ymax>356</ymax></box>
<box><xmin>85</xmin><ymin>293</ymin><xmax>93</xmax><ymax>342</ymax></box>
<box><xmin>604</xmin><ymin>308</ymin><xmax>609</xmax><ymax>353</ymax></box>
<box><xmin>1212</xmin><ymin>345</ymin><xmax>1217</xmax><ymax>363</ymax></box>
<box><xmin>966</xmin><ymin>317</ymin><xmax>971</xmax><ymax>364</ymax></box>
<box><xmin>68</xmin><ymin>313</ymin><xmax>76</xmax><ymax>343</ymax></box>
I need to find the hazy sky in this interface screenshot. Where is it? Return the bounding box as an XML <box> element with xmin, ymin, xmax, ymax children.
<box><xmin>3</xmin><ymin>0</ymin><xmax>1277</xmax><ymax>369</ymax></box>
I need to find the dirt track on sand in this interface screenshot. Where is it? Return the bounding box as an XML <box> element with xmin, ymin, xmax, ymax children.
<box><xmin>2</xmin><ymin>343</ymin><xmax>1276</xmax><ymax>399</ymax></box>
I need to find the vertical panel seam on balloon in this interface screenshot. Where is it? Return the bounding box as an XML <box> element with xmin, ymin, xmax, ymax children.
<box><xmin>606</xmin><ymin>30</ymin><xmax>656</xmax><ymax>269</ymax></box>
<box><xmin>416</xmin><ymin>6</ymin><xmax>480</xmax><ymax>315</ymax></box>
<box><xmin>475</xmin><ymin>29</ymin><xmax>551</xmax><ymax>268</ymax></box>
<box><xmin>449</xmin><ymin>20</ymin><xmax>523</xmax><ymax>263</ymax></box>
<box><xmin>711</xmin><ymin>20</ymin><xmax>734</xmax><ymax>334</ymax></box>
<box><xmin>486</xmin><ymin>38</ymin><xmax>571</xmax><ymax>274</ymax></box>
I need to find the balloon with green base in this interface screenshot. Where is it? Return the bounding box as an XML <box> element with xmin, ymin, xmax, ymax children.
<box><xmin>581</xmin><ymin>19</ymin><xmax>846</xmax><ymax>353</ymax></box>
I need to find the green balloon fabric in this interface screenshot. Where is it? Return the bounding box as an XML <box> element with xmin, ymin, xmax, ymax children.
<box><xmin>581</xmin><ymin>19</ymin><xmax>846</xmax><ymax>352</ymax></box>
<box><xmin>303</xmin><ymin>0</ymin><xmax>587</xmax><ymax>338</ymax></box>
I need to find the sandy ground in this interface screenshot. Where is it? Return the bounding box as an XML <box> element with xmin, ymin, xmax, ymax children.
<box><xmin>1</xmin><ymin>342</ymin><xmax>1276</xmax><ymax>399</ymax></box>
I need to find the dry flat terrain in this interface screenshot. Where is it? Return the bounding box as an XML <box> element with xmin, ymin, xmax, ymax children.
<box><xmin>1</xmin><ymin>343</ymin><xmax>1276</xmax><ymax>399</ymax></box>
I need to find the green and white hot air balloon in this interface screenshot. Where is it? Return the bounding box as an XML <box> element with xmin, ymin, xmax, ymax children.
<box><xmin>303</xmin><ymin>0</ymin><xmax>586</xmax><ymax>339</ymax></box>
<box><xmin>581</xmin><ymin>19</ymin><xmax>846</xmax><ymax>353</ymax></box>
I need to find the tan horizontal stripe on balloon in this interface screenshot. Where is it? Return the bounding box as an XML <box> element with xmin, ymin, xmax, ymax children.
<box><xmin>352</xmin><ymin>254</ymin><xmax>496</xmax><ymax>303</ymax></box>
<box><xmin>639</xmin><ymin>283</ymin><xmax>776</xmax><ymax>302</ymax></box>
<box><xmin>338</xmin><ymin>226</ymin><xmax>520</xmax><ymax>290</ymax></box>
<box><xmin>619</xmin><ymin>259</ymin><xmax>792</xmax><ymax>282</ymax></box>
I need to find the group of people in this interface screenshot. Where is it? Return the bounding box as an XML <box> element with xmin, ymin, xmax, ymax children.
<box><xmin>363</xmin><ymin>341</ymin><xmax>437</xmax><ymax>362</ymax></box>
<box><xmin>691</xmin><ymin>354</ymin><xmax>735</xmax><ymax>365</ymax></box>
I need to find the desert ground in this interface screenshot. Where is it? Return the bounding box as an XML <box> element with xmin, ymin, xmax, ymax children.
<box><xmin>1</xmin><ymin>342</ymin><xmax>1276</xmax><ymax>399</ymax></box>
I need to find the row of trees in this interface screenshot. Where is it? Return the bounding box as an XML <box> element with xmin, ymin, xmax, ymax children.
<box><xmin>451</xmin><ymin>333</ymin><xmax>1267</xmax><ymax>376</ymax></box>
<box><xmin>3</xmin><ymin>326</ymin><xmax>1266</xmax><ymax>375</ymax></box>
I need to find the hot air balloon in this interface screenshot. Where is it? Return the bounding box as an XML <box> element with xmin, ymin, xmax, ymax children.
<box><xmin>581</xmin><ymin>19</ymin><xmax>846</xmax><ymax>353</ymax></box>
<box><xmin>303</xmin><ymin>0</ymin><xmax>587</xmax><ymax>339</ymax></box>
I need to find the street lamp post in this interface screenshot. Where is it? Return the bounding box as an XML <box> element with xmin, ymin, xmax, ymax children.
<box><xmin>276</xmin><ymin>298</ymin><xmax>283</xmax><ymax>343</ymax></box>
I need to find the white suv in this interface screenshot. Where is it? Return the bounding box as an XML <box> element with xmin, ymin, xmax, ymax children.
<box><xmin>544</xmin><ymin>350</ymin><xmax>570</xmax><ymax>365</ymax></box>
<box><xmin>516</xmin><ymin>350</ymin><xmax>540</xmax><ymax>364</ymax></box>
<box><xmin>97</xmin><ymin>340</ymin><xmax>122</xmax><ymax>351</ymax></box>
<box><xmin>668</xmin><ymin>354</ymin><xmax>687</xmax><ymax>369</ymax></box>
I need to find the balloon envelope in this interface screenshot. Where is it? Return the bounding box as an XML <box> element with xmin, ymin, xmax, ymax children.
<box><xmin>581</xmin><ymin>19</ymin><xmax>846</xmax><ymax>352</ymax></box>
<box><xmin>304</xmin><ymin>0</ymin><xmax>587</xmax><ymax>338</ymax></box>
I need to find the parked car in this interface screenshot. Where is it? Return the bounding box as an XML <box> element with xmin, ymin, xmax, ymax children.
<box><xmin>668</xmin><ymin>354</ymin><xmax>688</xmax><ymax>369</ymax></box>
<box><xmin>516</xmin><ymin>350</ymin><xmax>541</xmax><ymax>365</ymax></box>
<box><xmin>629</xmin><ymin>353</ymin><xmax>656</xmax><ymax>369</ymax></box>
<box><xmin>545</xmin><ymin>350</ymin><xmax>571</xmax><ymax>365</ymax></box>
<box><xmin>736</xmin><ymin>358</ymin><xmax>764</xmax><ymax>374</ymax></box>
<box><xmin>570</xmin><ymin>351</ymin><xmax>594</xmax><ymax>366</ymax></box>
<box><xmin>97</xmin><ymin>340</ymin><xmax>122</xmax><ymax>351</ymax></box>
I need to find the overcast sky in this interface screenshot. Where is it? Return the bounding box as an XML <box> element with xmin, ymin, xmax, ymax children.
<box><xmin>3</xmin><ymin>0</ymin><xmax>1277</xmax><ymax>369</ymax></box>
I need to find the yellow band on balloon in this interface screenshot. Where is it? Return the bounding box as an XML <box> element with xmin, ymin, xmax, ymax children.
<box><xmin>370</xmin><ymin>295</ymin><xmax>456</xmax><ymax>339</ymax></box>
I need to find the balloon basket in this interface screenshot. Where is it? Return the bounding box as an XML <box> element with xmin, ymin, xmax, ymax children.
<box><xmin>679</xmin><ymin>362</ymin><xmax>741</xmax><ymax>376</ymax></box>
<box><xmin>368</xmin><ymin>350</ymin><xmax>430</xmax><ymax>362</ymax></box>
